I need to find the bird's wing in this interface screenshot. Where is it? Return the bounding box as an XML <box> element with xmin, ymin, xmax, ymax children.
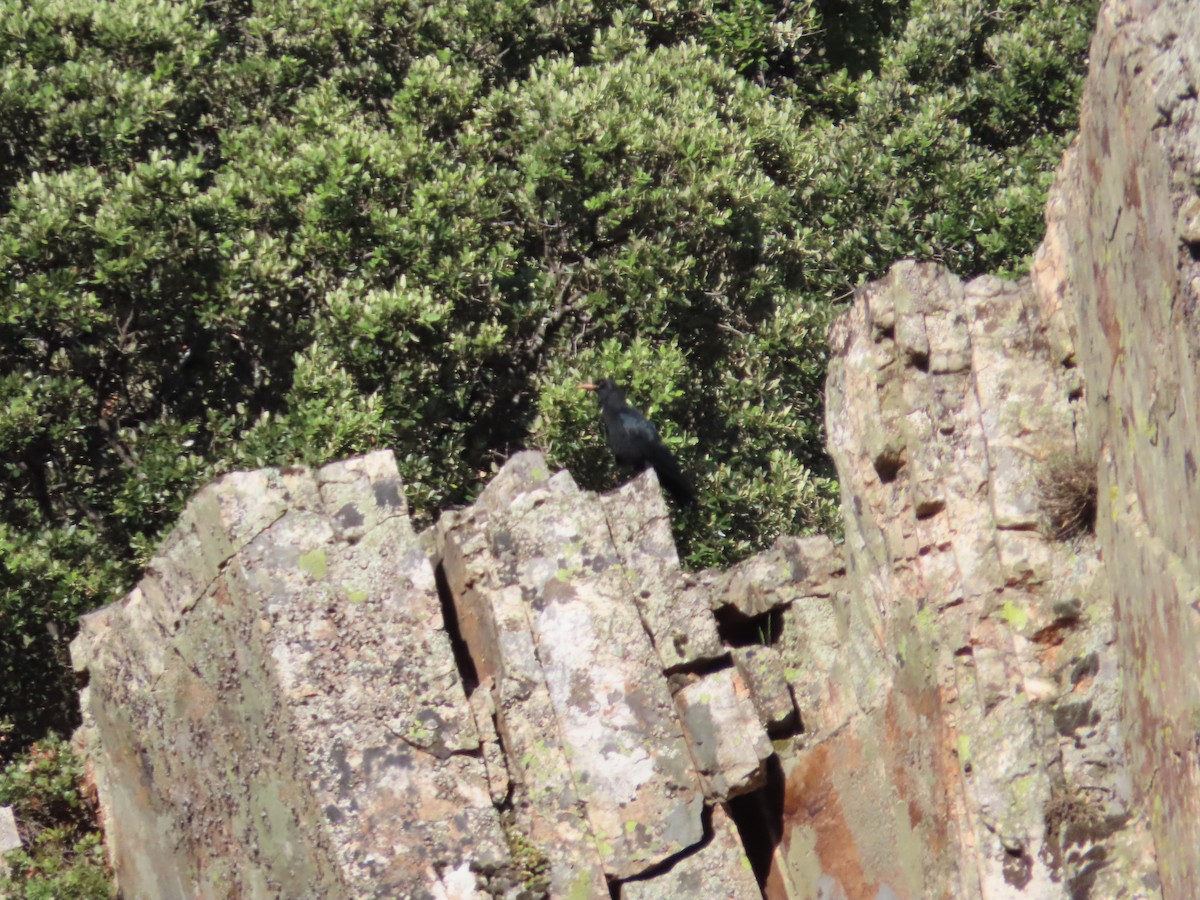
<box><xmin>616</xmin><ymin>408</ymin><xmax>659</xmax><ymax>441</ymax></box>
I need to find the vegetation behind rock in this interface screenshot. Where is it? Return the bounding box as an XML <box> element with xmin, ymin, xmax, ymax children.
<box><xmin>1</xmin><ymin>0</ymin><xmax>1095</xmax><ymax>754</ymax></box>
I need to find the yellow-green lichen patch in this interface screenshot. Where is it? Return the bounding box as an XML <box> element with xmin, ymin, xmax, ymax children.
<box><xmin>567</xmin><ymin>870</ymin><xmax>597</xmax><ymax>900</ymax></box>
<box><xmin>298</xmin><ymin>549</ymin><xmax>328</xmax><ymax>579</ymax></box>
<box><xmin>999</xmin><ymin>600</ymin><xmax>1029</xmax><ymax>630</ymax></box>
<box><xmin>1010</xmin><ymin>772</ymin><xmax>1037</xmax><ymax>803</ymax></box>
<box><xmin>956</xmin><ymin>733</ymin><xmax>971</xmax><ymax>768</ymax></box>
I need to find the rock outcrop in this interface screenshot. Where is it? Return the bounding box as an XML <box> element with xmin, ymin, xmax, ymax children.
<box><xmin>0</xmin><ymin>806</ymin><xmax>18</xmax><ymax>860</ymax></box>
<box><xmin>813</xmin><ymin>262</ymin><xmax>1155</xmax><ymax>900</ymax></box>
<box><xmin>1036</xmin><ymin>1</ymin><xmax>1200</xmax><ymax>896</ymax></box>
<box><xmin>69</xmin><ymin>0</ymin><xmax>1200</xmax><ymax>896</ymax></box>
<box><xmin>73</xmin><ymin>449</ymin><xmax>781</xmax><ymax>898</ymax></box>
<box><xmin>71</xmin><ymin>455</ymin><xmax>511</xmax><ymax>898</ymax></box>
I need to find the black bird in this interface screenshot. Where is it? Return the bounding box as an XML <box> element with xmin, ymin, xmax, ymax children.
<box><xmin>580</xmin><ymin>378</ymin><xmax>695</xmax><ymax>506</ymax></box>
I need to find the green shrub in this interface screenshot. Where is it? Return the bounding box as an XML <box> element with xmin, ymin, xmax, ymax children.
<box><xmin>0</xmin><ymin>735</ymin><xmax>114</xmax><ymax>899</ymax></box>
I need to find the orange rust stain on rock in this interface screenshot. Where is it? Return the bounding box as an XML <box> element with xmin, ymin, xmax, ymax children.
<box><xmin>883</xmin><ymin>698</ymin><xmax>924</xmax><ymax>831</ymax></box>
<box><xmin>1036</xmin><ymin>640</ymin><xmax>1063</xmax><ymax>671</ymax></box>
<box><xmin>888</xmin><ymin>683</ymin><xmax>958</xmax><ymax>865</ymax></box>
<box><xmin>1030</xmin><ymin>620</ymin><xmax>1070</xmax><ymax>646</ymax></box>
<box><xmin>773</xmin><ymin>741</ymin><xmax>878</xmax><ymax>900</ymax></box>
<box><xmin>1085</xmin><ymin>139</ymin><xmax>1103</xmax><ymax>182</ymax></box>
<box><xmin>1032</xmin><ymin>615</ymin><xmax>1076</xmax><ymax>670</ymax></box>
<box><xmin>1093</xmin><ymin>259</ymin><xmax>1123</xmax><ymax>359</ymax></box>
<box><xmin>213</xmin><ymin>578</ymin><xmax>233</xmax><ymax>608</ymax></box>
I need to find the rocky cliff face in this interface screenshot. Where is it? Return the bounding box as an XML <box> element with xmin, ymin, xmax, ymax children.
<box><xmin>1036</xmin><ymin>1</ymin><xmax>1200</xmax><ymax>896</ymax></box>
<box><xmin>818</xmin><ymin>262</ymin><xmax>1153</xmax><ymax>900</ymax></box>
<box><xmin>70</xmin><ymin>0</ymin><xmax>1200</xmax><ymax>896</ymax></box>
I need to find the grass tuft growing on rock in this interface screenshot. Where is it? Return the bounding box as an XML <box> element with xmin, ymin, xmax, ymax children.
<box><xmin>1036</xmin><ymin>452</ymin><xmax>1098</xmax><ymax>541</ymax></box>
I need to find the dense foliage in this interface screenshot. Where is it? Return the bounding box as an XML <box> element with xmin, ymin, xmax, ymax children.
<box><xmin>0</xmin><ymin>734</ymin><xmax>113</xmax><ymax>898</ymax></box>
<box><xmin>2</xmin><ymin>0</ymin><xmax>1095</xmax><ymax>761</ymax></box>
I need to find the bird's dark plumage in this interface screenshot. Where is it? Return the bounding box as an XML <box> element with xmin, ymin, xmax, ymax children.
<box><xmin>581</xmin><ymin>378</ymin><xmax>695</xmax><ymax>506</ymax></box>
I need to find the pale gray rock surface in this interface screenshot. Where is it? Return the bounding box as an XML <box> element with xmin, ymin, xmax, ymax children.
<box><xmin>1035</xmin><ymin>0</ymin><xmax>1200</xmax><ymax>895</ymax></box>
<box><xmin>439</xmin><ymin>453</ymin><xmax>706</xmax><ymax>882</ymax></box>
<box><xmin>803</xmin><ymin>257</ymin><xmax>1159</xmax><ymax>900</ymax></box>
<box><xmin>622</xmin><ymin>805</ymin><xmax>761</xmax><ymax>900</ymax></box>
<box><xmin>676</xmin><ymin>668</ymin><xmax>773</xmax><ymax>801</ymax></box>
<box><xmin>74</xmin><ymin>448</ymin><xmax>775</xmax><ymax>899</ymax></box>
<box><xmin>72</xmin><ymin>452</ymin><xmax>509</xmax><ymax>900</ymax></box>
<box><xmin>731</xmin><ymin>645</ymin><xmax>797</xmax><ymax>734</ymax></box>
<box><xmin>601</xmin><ymin>476</ymin><xmax>725</xmax><ymax>670</ymax></box>
<box><xmin>0</xmin><ymin>805</ymin><xmax>19</xmax><ymax>856</ymax></box>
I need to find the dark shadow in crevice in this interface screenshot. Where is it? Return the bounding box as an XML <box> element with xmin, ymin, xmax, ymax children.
<box><xmin>914</xmin><ymin>498</ymin><xmax>945</xmax><ymax>519</ymax></box>
<box><xmin>726</xmin><ymin>754</ymin><xmax>786</xmax><ymax>890</ymax></box>
<box><xmin>765</xmin><ymin>695</ymin><xmax>804</xmax><ymax>740</ymax></box>
<box><xmin>434</xmin><ymin>560</ymin><xmax>479</xmax><ymax>695</ymax></box>
<box><xmin>663</xmin><ymin>646</ymin><xmax>732</xmax><ymax>678</ymax></box>
<box><xmin>667</xmin><ymin>654</ymin><xmax>733</xmax><ymax>680</ymax></box>
<box><xmin>714</xmin><ymin>605</ymin><xmax>786</xmax><ymax>648</ymax></box>
<box><xmin>665</xmin><ymin>655</ymin><xmax>736</xmax><ymax>698</ymax></box>
<box><xmin>874</xmin><ymin>450</ymin><xmax>905</xmax><ymax>484</ymax></box>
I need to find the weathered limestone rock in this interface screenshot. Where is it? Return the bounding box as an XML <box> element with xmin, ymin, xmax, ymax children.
<box><xmin>765</xmin><ymin>29</ymin><xmax>1200</xmax><ymax>877</ymax></box>
<box><xmin>766</xmin><ymin>725</ymin><xmax>933</xmax><ymax>900</ymax></box>
<box><xmin>72</xmin><ymin>452</ymin><xmax>510</xmax><ymax>900</ymax></box>
<box><xmin>622</xmin><ymin>804</ymin><xmax>761</xmax><ymax>900</ymax></box>
<box><xmin>1036</xmin><ymin>1</ymin><xmax>1200</xmax><ymax>896</ymax></box>
<box><xmin>74</xmin><ymin>447</ymin><xmax>769</xmax><ymax>899</ymax></box>
<box><xmin>0</xmin><ymin>805</ymin><xmax>19</xmax><ymax>857</ymax></box>
<box><xmin>797</xmin><ymin>259</ymin><xmax>1160</xmax><ymax>900</ymax></box>
<box><xmin>438</xmin><ymin>453</ymin><xmax>705</xmax><ymax>883</ymax></box>
<box><xmin>732</xmin><ymin>646</ymin><xmax>798</xmax><ymax>734</ymax></box>
<box><xmin>436</xmin><ymin>460</ymin><xmax>611</xmax><ymax>898</ymax></box>
<box><xmin>602</xmin><ymin>477</ymin><xmax>726</xmax><ymax>670</ymax></box>
<box><xmin>764</xmin><ymin>536</ymin><xmax>887</xmax><ymax>739</ymax></box>
<box><xmin>707</xmin><ymin>535</ymin><xmax>844</xmax><ymax>619</ymax></box>
<box><xmin>676</xmin><ymin>668</ymin><xmax>773</xmax><ymax>801</ymax></box>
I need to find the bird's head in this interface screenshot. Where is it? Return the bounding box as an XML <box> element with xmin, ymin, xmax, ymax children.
<box><xmin>579</xmin><ymin>378</ymin><xmax>621</xmax><ymax>404</ymax></box>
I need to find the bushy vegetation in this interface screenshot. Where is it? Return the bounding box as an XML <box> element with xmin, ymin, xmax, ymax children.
<box><xmin>2</xmin><ymin>0</ymin><xmax>1095</xmax><ymax>770</ymax></box>
<box><xmin>0</xmin><ymin>734</ymin><xmax>114</xmax><ymax>899</ymax></box>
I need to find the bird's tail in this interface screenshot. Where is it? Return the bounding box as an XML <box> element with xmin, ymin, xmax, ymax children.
<box><xmin>647</xmin><ymin>443</ymin><xmax>695</xmax><ymax>507</ymax></box>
